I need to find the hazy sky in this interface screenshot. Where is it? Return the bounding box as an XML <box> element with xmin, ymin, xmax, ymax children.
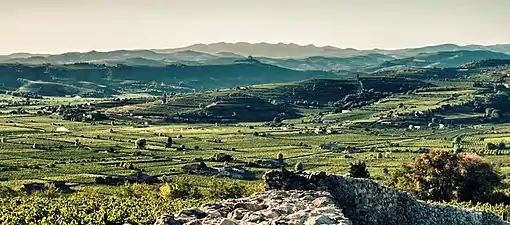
<box><xmin>1</xmin><ymin>0</ymin><xmax>509</xmax><ymax>54</ymax></box>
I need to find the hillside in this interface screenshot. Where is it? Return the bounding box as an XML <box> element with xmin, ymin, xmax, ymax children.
<box><xmin>373</xmin><ymin>50</ymin><xmax>510</xmax><ymax>70</ymax></box>
<box><xmin>0</xmin><ymin>62</ymin><xmax>337</xmax><ymax>97</ymax></box>
<box><xmin>0</xmin><ymin>50</ymin><xmax>393</xmax><ymax>72</ymax></box>
<box><xmin>258</xmin><ymin>53</ymin><xmax>394</xmax><ymax>71</ymax></box>
<box><xmin>104</xmin><ymin>77</ymin><xmax>430</xmax><ymax>123</ymax></box>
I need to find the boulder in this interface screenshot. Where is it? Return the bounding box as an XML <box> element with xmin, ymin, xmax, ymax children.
<box><xmin>153</xmin><ymin>214</ymin><xmax>182</xmax><ymax>225</ymax></box>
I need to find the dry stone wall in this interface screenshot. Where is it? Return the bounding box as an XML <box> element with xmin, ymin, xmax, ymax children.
<box><xmin>154</xmin><ymin>170</ymin><xmax>508</xmax><ymax>225</ymax></box>
<box><xmin>264</xmin><ymin>170</ymin><xmax>508</xmax><ymax>225</ymax></box>
<box><xmin>154</xmin><ymin>190</ymin><xmax>351</xmax><ymax>225</ymax></box>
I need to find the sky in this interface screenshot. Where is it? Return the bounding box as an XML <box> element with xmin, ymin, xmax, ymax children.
<box><xmin>1</xmin><ymin>0</ymin><xmax>509</xmax><ymax>54</ymax></box>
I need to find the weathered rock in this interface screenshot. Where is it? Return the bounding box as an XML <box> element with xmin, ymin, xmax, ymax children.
<box><xmin>219</xmin><ymin>218</ymin><xmax>237</xmax><ymax>225</ymax></box>
<box><xmin>156</xmin><ymin>190</ymin><xmax>349</xmax><ymax>225</ymax></box>
<box><xmin>154</xmin><ymin>214</ymin><xmax>182</xmax><ymax>225</ymax></box>
<box><xmin>178</xmin><ymin>209</ymin><xmax>208</xmax><ymax>219</ymax></box>
<box><xmin>305</xmin><ymin>215</ymin><xmax>336</xmax><ymax>225</ymax></box>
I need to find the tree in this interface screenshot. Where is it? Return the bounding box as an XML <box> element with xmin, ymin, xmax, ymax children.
<box><xmin>166</xmin><ymin>137</ymin><xmax>173</xmax><ymax>148</ymax></box>
<box><xmin>348</xmin><ymin>161</ymin><xmax>370</xmax><ymax>178</ymax></box>
<box><xmin>453</xmin><ymin>136</ymin><xmax>462</xmax><ymax>144</ymax></box>
<box><xmin>161</xmin><ymin>93</ymin><xmax>167</xmax><ymax>104</ymax></box>
<box><xmin>485</xmin><ymin>108</ymin><xmax>495</xmax><ymax>118</ymax></box>
<box><xmin>135</xmin><ymin>139</ymin><xmax>147</xmax><ymax>150</ymax></box>
<box><xmin>277</xmin><ymin>153</ymin><xmax>284</xmax><ymax>165</ymax></box>
<box><xmin>383</xmin><ymin>168</ymin><xmax>389</xmax><ymax>176</ymax></box>
<box><xmin>295</xmin><ymin>162</ymin><xmax>304</xmax><ymax>172</ymax></box>
<box><xmin>491</xmin><ymin>109</ymin><xmax>501</xmax><ymax>119</ymax></box>
<box><xmin>388</xmin><ymin>149</ymin><xmax>501</xmax><ymax>203</ymax></box>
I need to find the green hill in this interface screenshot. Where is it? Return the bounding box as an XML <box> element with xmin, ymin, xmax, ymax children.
<box><xmin>0</xmin><ymin>62</ymin><xmax>337</xmax><ymax>97</ymax></box>
<box><xmin>373</xmin><ymin>50</ymin><xmax>510</xmax><ymax>71</ymax></box>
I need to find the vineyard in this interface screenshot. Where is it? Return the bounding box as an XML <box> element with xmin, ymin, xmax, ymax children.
<box><xmin>0</xmin><ymin>75</ymin><xmax>509</xmax><ymax>224</ymax></box>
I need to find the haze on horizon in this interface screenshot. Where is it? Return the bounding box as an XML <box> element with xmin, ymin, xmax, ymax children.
<box><xmin>1</xmin><ymin>0</ymin><xmax>509</xmax><ymax>55</ymax></box>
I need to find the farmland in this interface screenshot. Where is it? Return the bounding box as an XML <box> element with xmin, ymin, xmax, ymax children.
<box><xmin>0</xmin><ymin>61</ymin><xmax>509</xmax><ymax>224</ymax></box>
<box><xmin>0</xmin><ymin>78</ymin><xmax>509</xmax><ymax>191</ymax></box>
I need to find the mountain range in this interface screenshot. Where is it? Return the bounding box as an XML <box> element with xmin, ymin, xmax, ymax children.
<box><xmin>2</xmin><ymin>43</ymin><xmax>510</xmax><ymax>72</ymax></box>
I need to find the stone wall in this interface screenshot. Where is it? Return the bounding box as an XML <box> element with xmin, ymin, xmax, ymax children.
<box><xmin>264</xmin><ymin>170</ymin><xmax>508</xmax><ymax>225</ymax></box>
<box><xmin>154</xmin><ymin>190</ymin><xmax>352</xmax><ymax>225</ymax></box>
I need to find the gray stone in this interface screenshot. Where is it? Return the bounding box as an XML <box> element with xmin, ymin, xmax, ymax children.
<box><xmin>154</xmin><ymin>214</ymin><xmax>182</xmax><ymax>225</ymax></box>
<box><xmin>305</xmin><ymin>215</ymin><xmax>336</xmax><ymax>225</ymax></box>
<box><xmin>218</xmin><ymin>218</ymin><xmax>237</xmax><ymax>225</ymax></box>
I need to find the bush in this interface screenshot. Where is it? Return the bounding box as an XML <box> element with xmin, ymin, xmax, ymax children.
<box><xmin>348</xmin><ymin>161</ymin><xmax>370</xmax><ymax>178</ymax></box>
<box><xmin>119</xmin><ymin>183</ymin><xmax>152</xmax><ymax>198</ymax></box>
<box><xmin>388</xmin><ymin>149</ymin><xmax>501</xmax><ymax>203</ymax></box>
<box><xmin>0</xmin><ymin>186</ymin><xmax>17</xmax><ymax>198</ymax></box>
<box><xmin>205</xmin><ymin>180</ymin><xmax>248</xmax><ymax>200</ymax></box>
<box><xmin>167</xmin><ymin>137</ymin><xmax>173</xmax><ymax>146</ymax></box>
<box><xmin>135</xmin><ymin>139</ymin><xmax>147</xmax><ymax>149</ymax></box>
<box><xmin>159</xmin><ymin>177</ymin><xmax>202</xmax><ymax>199</ymax></box>
<box><xmin>295</xmin><ymin>162</ymin><xmax>304</xmax><ymax>172</ymax></box>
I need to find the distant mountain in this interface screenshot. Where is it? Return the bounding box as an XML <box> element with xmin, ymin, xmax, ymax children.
<box><xmin>258</xmin><ymin>53</ymin><xmax>395</xmax><ymax>71</ymax></box>
<box><xmin>0</xmin><ymin>49</ymin><xmax>394</xmax><ymax>72</ymax></box>
<box><xmin>2</xmin><ymin>43</ymin><xmax>510</xmax><ymax>72</ymax></box>
<box><xmin>372</xmin><ymin>50</ymin><xmax>510</xmax><ymax>71</ymax></box>
<box><xmin>155</xmin><ymin>42</ymin><xmax>510</xmax><ymax>58</ymax></box>
<box><xmin>156</xmin><ymin>42</ymin><xmax>367</xmax><ymax>58</ymax></box>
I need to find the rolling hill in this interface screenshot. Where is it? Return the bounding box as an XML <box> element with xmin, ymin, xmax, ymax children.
<box><xmin>372</xmin><ymin>50</ymin><xmax>510</xmax><ymax>71</ymax></box>
<box><xmin>0</xmin><ymin>61</ymin><xmax>338</xmax><ymax>97</ymax></box>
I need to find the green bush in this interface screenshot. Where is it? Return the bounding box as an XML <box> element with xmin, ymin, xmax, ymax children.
<box><xmin>348</xmin><ymin>161</ymin><xmax>370</xmax><ymax>178</ymax></box>
<box><xmin>159</xmin><ymin>177</ymin><xmax>202</xmax><ymax>199</ymax></box>
<box><xmin>205</xmin><ymin>180</ymin><xmax>249</xmax><ymax>200</ymax></box>
<box><xmin>388</xmin><ymin>149</ymin><xmax>501</xmax><ymax>203</ymax></box>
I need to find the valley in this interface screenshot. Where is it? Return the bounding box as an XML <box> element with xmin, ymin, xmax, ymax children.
<box><xmin>1</xmin><ymin>43</ymin><xmax>510</xmax><ymax>224</ymax></box>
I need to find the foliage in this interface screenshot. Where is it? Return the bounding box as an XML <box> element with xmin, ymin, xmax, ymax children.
<box><xmin>348</xmin><ymin>161</ymin><xmax>370</xmax><ymax>178</ymax></box>
<box><xmin>135</xmin><ymin>138</ymin><xmax>147</xmax><ymax>149</ymax></box>
<box><xmin>205</xmin><ymin>180</ymin><xmax>251</xmax><ymax>200</ymax></box>
<box><xmin>159</xmin><ymin>177</ymin><xmax>202</xmax><ymax>199</ymax></box>
<box><xmin>388</xmin><ymin>149</ymin><xmax>501</xmax><ymax>203</ymax></box>
<box><xmin>0</xmin><ymin>188</ymin><xmax>205</xmax><ymax>225</ymax></box>
<box><xmin>295</xmin><ymin>162</ymin><xmax>304</xmax><ymax>172</ymax></box>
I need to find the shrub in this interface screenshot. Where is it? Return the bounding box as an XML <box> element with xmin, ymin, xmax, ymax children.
<box><xmin>388</xmin><ymin>149</ymin><xmax>501</xmax><ymax>203</ymax></box>
<box><xmin>348</xmin><ymin>161</ymin><xmax>370</xmax><ymax>178</ymax></box>
<box><xmin>277</xmin><ymin>153</ymin><xmax>284</xmax><ymax>162</ymax></box>
<box><xmin>159</xmin><ymin>177</ymin><xmax>202</xmax><ymax>199</ymax></box>
<box><xmin>295</xmin><ymin>162</ymin><xmax>304</xmax><ymax>172</ymax></box>
<box><xmin>167</xmin><ymin>137</ymin><xmax>173</xmax><ymax>147</ymax></box>
<box><xmin>0</xmin><ymin>186</ymin><xmax>17</xmax><ymax>198</ymax></box>
<box><xmin>205</xmin><ymin>180</ymin><xmax>248</xmax><ymax>200</ymax></box>
<box><xmin>135</xmin><ymin>139</ymin><xmax>147</xmax><ymax>149</ymax></box>
<box><xmin>120</xmin><ymin>183</ymin><xmax>152</xmax><ymax>198</ymax></box>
